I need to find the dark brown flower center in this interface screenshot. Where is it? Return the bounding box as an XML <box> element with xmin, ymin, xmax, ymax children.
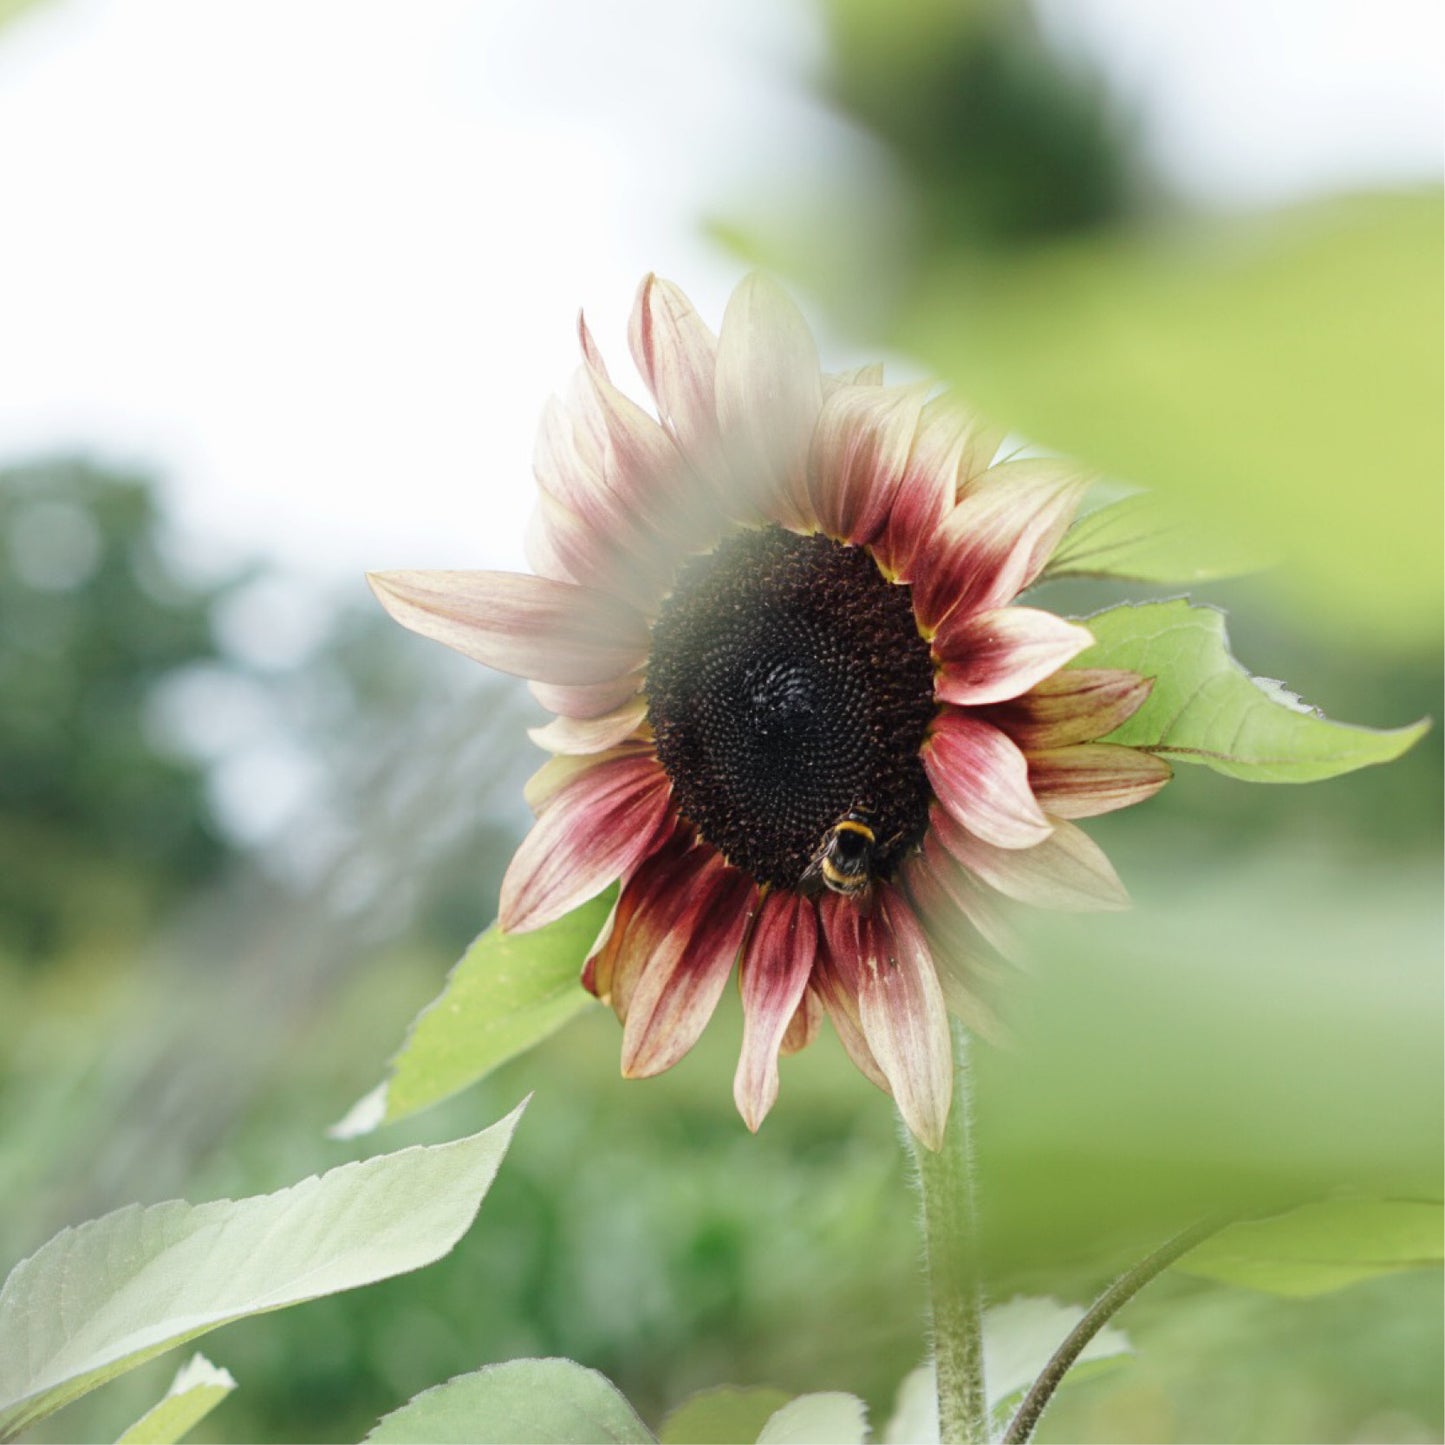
<box><xmin>646</xmin><ymin>527</ymin><xmax>936</xmax><ymax>890</ymax></box>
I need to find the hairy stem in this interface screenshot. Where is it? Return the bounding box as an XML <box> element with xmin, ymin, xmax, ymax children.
<box><xmin>914</xmin><ymin>1017</ymin><xmax>989</xmax><ymax>1444</ymax></box>
<box><xmin>1001</xmin><ymin>1215</ymin><xmax>1228</xmax><ymax>1444</ymax></box>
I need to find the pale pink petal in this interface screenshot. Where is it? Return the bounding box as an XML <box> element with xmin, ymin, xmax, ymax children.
<box><xmin>823</xmin><ymin>361</ymin><xmax>884</xmax><ymax>394</ymax></box>
<box><xmin>978</xmin><ymin>669</ymin><xmax>1154</xmax><ymax>750</ymax></box>
<box><xmin>733</xmin><ymin>891</ymin><xmax>819</xmax><ymax>1131</ymax></box>
<box><xmin>628</xmin><ymin>274</ymin><xmax>723</xmax><ymax>479</ymax></box>
<box><xmin>715</xmin><ymin>273</ymin><xmax>824</xmax><ymax>528</ymax></box>
<box><xmin>529</xmin><ymin>673</ymin><xmax>646</xmax><ymax>721</ymax></box>
<box><xmin>807</xmin><ymin>381</ymin><xmax>929</xmax><ymax>544</ymax></box>
<box><xmin>500</xmin><ymin>754</ymin><xmax>673</xmax><ymax>932</ymax></box>
<box><xmin>528</xmin><ymin>486</ymin><xmax>663</xmax><ymax>615</ymax></box>
<box><xmin>902</xmin><ymin>851</ymin><xmax>1009</xmax><ymax>1041</ymax></box>
<box><xmin>528</xmin><ymin>697</ymin><xmax>649</xmax><ymax>755</ymax></box>
<box><xmin>853</xmin><ymin>893</ymin><xmax>953</xmax><ymax>1151</ymax></box>
<box><xmin>780</xmin><ymin>988</ymin><xmax>822</xmax><ymax>1056</ymax></box>
<box><xmin>907</xmin><ymin>835</ymin><xmax>1021</xmax><ymax>961</ymax></box>
<box><xmin>814</xmin><ymin>897</ymin><xmax>890</xmax><ymax>1093</ymax></box>
<box><xmin>934</xmin><ymin>607</ymin><xmax>1094</xmax><ymax>706</ymax></box>
<box><xmin>932</xmin><ymin>805</ymin><xmax>1130</xmax><ymax>912</ymax></box>
<box><xmin>368</xmin><ymin>570</ymin><xmax>648</xmax><ymax>685</ymax></box>
<box><xmin>534</xmin><ymin>393</ymin><xmax>672</xmax><ymax>594</ymax></box>
<box><xmin>621</xmin><ymin>858</ymin><xmax>759</xmax><ymax>1078</ymax></box>
<box><xmin>924</xmin><ymin>710</ymin><xmax>1052</xmax><ymax>850</ymax></box>
<box><xmin>1028</xmin><ymin>744</ymin><xmax>1172</xmax><ymax>818</ymax></box>
<box><xmin>912</xmin><ymin>458</ymin><xmax>1092</xmax><ymax>631</ymax></box>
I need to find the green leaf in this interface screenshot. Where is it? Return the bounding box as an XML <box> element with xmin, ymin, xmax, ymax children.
<box><xmin>333</xmin><ymin>892</ymin><xmax>615</xmax><ymax>1137</ymax></box>
<box><xmin>1075</xmin><ymin>599</ymin><xmax>1428</xmax><ymax>780</ymax></box>
<box><xmin>363</xmin><ymin>1359</ymin><xmax>655</xmax><ymax>1444</ymax></box>
<box><xmin>659</xmin><ymin>1388</ymin><xmax>792</xmax><ymax>1445</ymax></box>
<box><xmin>0</xmin><ymin>1103</ymin><xmax>526</xmax><ymax>1440</ymax></box>
<box><xmin>755</xmin><ymin>1393</ymin><xmax>867</xmax><ymax>1445</ymax></box>
<box><xmin>113</xmin><ymin>1354</ymin><xmax>236</xmax><ymax>1445</ymax></box>
<box><xmin>1044</xmin><ymin>490</ymin><xmax>1265</xmax><ymax>585</ymax></box>
<box><xmin>883</xmin><ymin>1298</ymin><xmax>1131</xmax><ymax>1443</ymax></box>
<box><xmin>1176</xmin><ymin>1198</ymin><xmax>1444</xmax><ymax>1297</ymax></box>
<box><xmin>900</xmin><ymin>193</ymin><xmax>1444</xmax><ymax>643</ymax></box>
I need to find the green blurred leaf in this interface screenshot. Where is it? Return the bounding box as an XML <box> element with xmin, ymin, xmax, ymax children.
<box><xmin>883</xmin><ymin>1297</ymin><xmax>1131</xmax><ymax>1443</ymax></box>
<box><xmin>755</xmin><ymin>1393</ymin><xmax>867</xmax><ymax>1444</ymax></box>
<box><xmin>113</xmin><ymin>1354</ymin><xmax>236</xmax><ymax>1445</ymax></box>
<box><xmin>1075</xmin><ymin>599</ymin><xmax>1428</xmax><ymax>780</ymax></box>
<box><xmin>333</xmin><ymin>892</ymin><xmax>614</xmax><ymax>1137</ymax></box>
<box><xmin>1177</xmin><ymin>1198</ymin><xmax>1444</xmax><ymax>1298</ymax></box>
<box><xmin>659</xmin><ymin>1388</ymin><xmax>792</xmax><ymax>1445</ymax></box>
<box><xmin>0</xmin><ymin>1104</ymin><xmax>525</xmax><ymax>1440</ymax></box>
<box><xmin>902</xmin><ymin>193</ymin><xmax>1444</xmax><ymax>642</ymax></box>
<box><xmin>363</xmin><ymin>1359</ymin><xmax>654</xmax><ymax>1444</ymax></box>
<box><xmin>1045</xmin><ymin>490</ymin><xmax>1265</xmax><ymax>584</ymax></box>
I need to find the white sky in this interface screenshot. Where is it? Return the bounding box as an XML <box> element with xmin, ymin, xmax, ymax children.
<box><xmin>0</xmin><ymin>0</ymin><xmax>1439</xmax><ymax>590</ymax></box>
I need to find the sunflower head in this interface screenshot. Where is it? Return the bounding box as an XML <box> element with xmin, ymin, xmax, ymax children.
<box><xmin>369</xmin><ymin>273</ymin><xmax>1169</xmax><ymax>1148</ymax></box>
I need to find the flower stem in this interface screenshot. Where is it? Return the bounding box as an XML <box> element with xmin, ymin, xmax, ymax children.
<box><xmin>1000</xmin><ymin>1215</ymin><xmax>1228</xmax><ymax>1444</ymax></box>
<box><xmin>914</xmin><ymin>1016</ymin><xmax>989</xmax><ymax>1444</ymax></box>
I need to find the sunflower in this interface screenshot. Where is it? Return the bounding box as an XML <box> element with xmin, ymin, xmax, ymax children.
<box><xmin>370</xmin><ymin>274</ymin><xmax>1170</xmax><ymax>1148</ymax></box>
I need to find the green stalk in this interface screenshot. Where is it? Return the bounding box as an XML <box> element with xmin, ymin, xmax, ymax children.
<box><xmin>913</xmin><ymin>1016</ymin><xmax>989</xmax><ymax>1444</ymax></box>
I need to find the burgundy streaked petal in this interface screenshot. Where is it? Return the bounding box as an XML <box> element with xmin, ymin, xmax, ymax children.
<box><xmin>780</xmin><ymin>987</ymin><xmax>822</xmax><ymax>1056</ymax></box>
<box><xmin>912</xmin><ymin>459</ymin><xmax>1092</xmax><ymax>630</ymax></box>
<box><xmin>500</xmin><ymin>754</ymin><xmax>673</xmax><ymax>933</ymax></box>
<box><xmin>808</xmin><ymin>381</ymin><xmax>929</xmax><ymax>544</ymax></box>
<box><xmin>621</xmin><ymin>858</ymin><xmax>759</xmax><ymax>1078</ymax></box>
<box><xmin>871</xmin><ymin>394</ymin><xmax>967</xmax><ymax>582</ymax></box>
<box><xmin>977</xmin><ymin>668</ymin><xmax>1155</xmax><ymax>750</ymax></box>
<box><xmin>734</xmin><ymin>890</ymin><xmax>819</xmax><ymax>1131</ymax></box>
<box><xmin>523</xmin><ymin>741</ymin><xmax>655</xmax><ymax>812</ymax></box>
<box><xmin>814</xmin><ymin>897</ymin><xmax>889</xmax><ymax>1093</ymax></box>
<box><xmin>924</xmin><ymin>710</ymin><xmax>1052</xmax><ymax>850</ymax></box>
<box><xmin>715</xmin><ymin>273</ymin><xmax>824</xmax><ymax>527</ymax></box>
<box><xmin>852</xmin><ymin>893</ymin><xmax>953</xmax><ymax>1151</ymax></box>
<box><xmin>583</xmin><ymin>829</ymin><xmax>697</xmax><ymax>1009</ymax></box>
<box><xmin>529</xmin><ymin>673</ymin><xmax>645</xmax><ymax>721</ymax></box>
<box><xmin>528</xmin><ymin>697</ymin><xmax>649</xmax><ymax>755</ymax></box>
<box><xmin>368</xmin><ymin>570</ymin><xmax>649</xmax><ymax>686</ymax></box>
<box><xmin>628</xmin><ymin>274</ymin><xmax>723</xmax><ymax>479</ymax></box>
<box><xmin>932</xmin><ymin>804</ymin><xmax>1129</xmax><ymax>912</ymax></box>
<box><xmin>934</xmin><ymin>606</ymin><xmax>1094</xmax><ymax>707</ymax></box>
<box><xmin>1028</xmin><ymin>743</ymin><xmax>1173</xmax><ymax>818</ymax></box>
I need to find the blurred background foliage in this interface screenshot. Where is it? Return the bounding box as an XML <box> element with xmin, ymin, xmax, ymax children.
<box><xmin>2</xmin><ymin>1</ymin><xmax>1440</xmax><ymax>1442</ymax></box>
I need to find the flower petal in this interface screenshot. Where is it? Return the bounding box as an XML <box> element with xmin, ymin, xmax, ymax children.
<box><xmin>853</xmin><ymin>893</ymin><xmax>953</xmax><ymax>1152</ymax></box>
<box><xmin>368</xmin><ymin>570</ymin><xmax>649</xmax><ymax>686</ymax></box>
<box><xmin>871</xmin><ymin>393</ymin><xmax>971</xmax><ymax>582</ymax></box>
<box><xmin>529</xmin><ymin>673</ymin><xmax>645</xmax><ymax>721</ymax></box>
<box><xmin>1028</xmin><ymin>743</ymin><xmax>1173</xmax><ymax>818</ymax></box>
<box><xmin>908</xmin><ymin>834</ymin><xmax>1021</xmax><ymax>961</ymax></box>
<box><xmin>912</xmin><ymin>458</ymin><xmax>1092</xmax><ymax>630</ymax></box>
<box><xmin>977</xmin><ymin>668</ymin><xmax>1154</xmax><ymax>750</ymax></box>
<box><xmin>932</xmin><ymin>804</ymin><xmax>1130</xmax><ymax>911</ymax></box>
<box><xmin>902</xmin><ymin>849</ymin><xmax>1008</xmax><ymax>1042</ymax></box>
<box><xmin>500</xmin><ymin>753</ymin><xmax>673</xmax><ymax>932</ymax></box>
<box><xmin>628</xmin><ymin>274</ymin><xmax>723</xmax><ymax>480</ymax></box>
<box><xmin>924</xmin><ymin>710</ymin><xmax>1053</xmax><ymax>850</ymax></box>
<box><xmin>812</xmin><ymin>898</ymin><xmax>890</xmax><ymax>1094</ymax></box>
<box><xmin>734</xmin><ymin>890</ymin><xmax>819</xmax><ymax>1132</ymax></box>
<box><xmin>808</xmin><ymin>381</ymin><xmax>929</xmax><ymax>544</ymax></box>
<box><xmin>780</xmin><ymin>988</ymin><xmax>822</xmax><ymax>1056</ymax></box>
<box><xmin>620</xmin><ymin>858</ymin><xmax>759</xmax><ymax>1078</ymax></box>
<box><xmin>528</xmin><ymin>696</ymin><xmax>649</xmax><ymax>755</ymax></box>
<box><xmin>934</xmin><ymin>607</ymin><xmax>1094</xmax><ymax>706</ymax></box>
<box><xmin>583</xmin><ymin>827</ymin><xmax>696</xmax><ymax>1008</ymax></box>
<box><xmin>715</xmin><ymin>273</ymin><xmax>824</xmax><ymax>527</ymax></box>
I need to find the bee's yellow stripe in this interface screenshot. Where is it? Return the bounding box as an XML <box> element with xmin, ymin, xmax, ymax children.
<box><xmin>833</xmin><ymin>819</ymin><xmax>875</xmax><ymax>842</ymax></box>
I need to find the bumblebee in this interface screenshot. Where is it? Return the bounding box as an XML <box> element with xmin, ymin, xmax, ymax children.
<box><xmin>804</xmin><ymin>809</ymin><xmax>879</xmax><ymax>901</ymax></box>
